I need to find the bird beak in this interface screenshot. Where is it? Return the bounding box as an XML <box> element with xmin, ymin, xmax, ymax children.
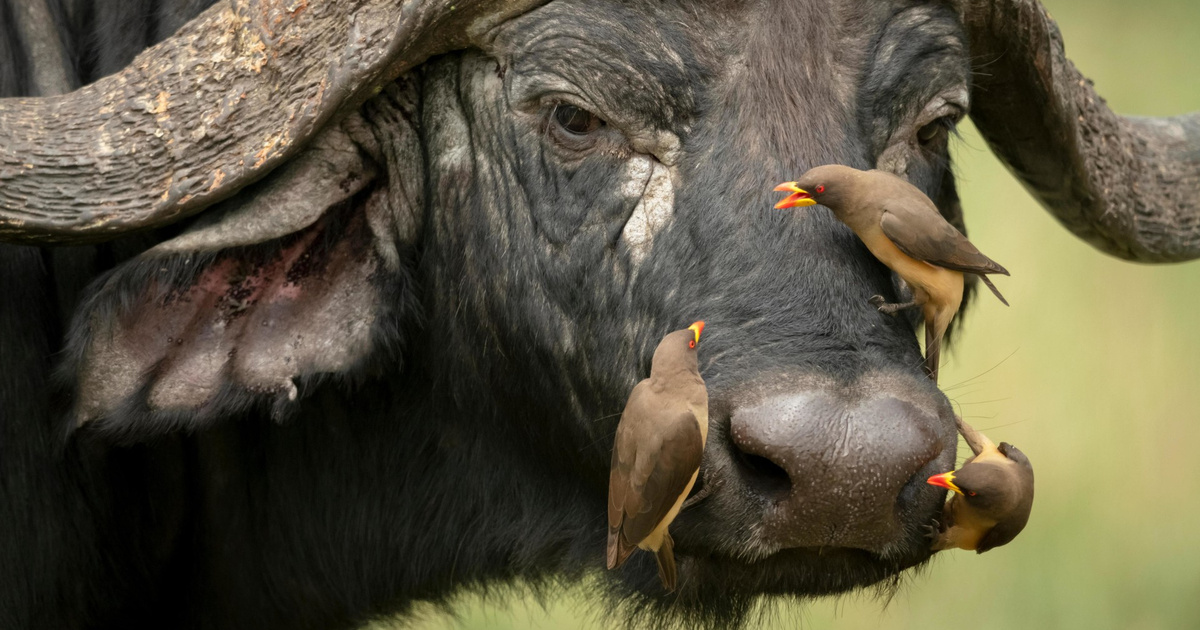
<box><xmin>687</xmin><ymin>321</ymin><xmax>705</xmax><ymax>344</ymax></box>
<box><xmin>927</xmin><ymin>471</ymin><xmax>964</xmax><ymax>495</ymax></box>
<box><xmin>773</xmin><ymin>182</ymin><xmax>817</xmax><ymax>209</ymax></box>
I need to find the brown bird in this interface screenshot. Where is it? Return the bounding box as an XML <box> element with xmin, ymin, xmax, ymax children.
<box><xmin>926</xmin><ymin>416</ymin><xmax>1035</xmax><ymax>553</ymax></box>
<box><xmin>774</xmin><ymin>165</ymin><xmax>1008</xmax><ymax>382</ymax></box>
<box><xmin>607</xmin><ymin>321</ymin><xmax>708</xmax><ymax>591</ymax></box>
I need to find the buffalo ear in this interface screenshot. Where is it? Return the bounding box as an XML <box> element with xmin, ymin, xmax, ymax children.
<box><xmin>62</xmin><ymin>107</ymin><xmax>423</xmax><ymax>436</ymax></box>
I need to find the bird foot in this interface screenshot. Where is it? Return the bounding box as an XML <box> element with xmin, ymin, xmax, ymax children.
<box><xmin>869</xmin><ymin>295</ymin><xmax>917</xmax><ymax>317</ymax></box>
<box><xmin>924</xmin><ymin>519</ymin><xmax>948</xmax><ymax>551</ymax></box>
<box><xmin>681</xmin><ymin>474</ymin><xmax>722</xmax><ymax>511</ymax></box>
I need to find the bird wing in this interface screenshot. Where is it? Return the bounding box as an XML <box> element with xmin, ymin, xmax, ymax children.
<box><xmin>975</xmin><ymin>512</ymin><xmax>1028</xmax><ymax>553</ymax></box>
<box><xmin>608</xmin><ymin>391</ymin><xmax>704</xmax><ymax>551</ymax></box>
<box><xmin>879</xmin><ymin>201</ymin><xmax>1009</xmax><ymax>276</ymax></box>
<box><xmin>976</xmin><ymin>446</ymin><xmax>1035</xmax><ymax>553</ymax></box>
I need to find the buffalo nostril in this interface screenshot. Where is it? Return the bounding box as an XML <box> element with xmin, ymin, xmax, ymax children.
<box><xmin>728</xmin><ymin>383</ymin><xmax>954</xmax><ymax>552</ymax></box>
<box><xmin>733</xmin><ymin>449</ymin><xmax>791</xmax><ymax>500</ymax></box>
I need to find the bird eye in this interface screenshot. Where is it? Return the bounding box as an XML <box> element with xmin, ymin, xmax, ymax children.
<box><xmin>688</xmin><ymin>340</ymin><xmax>696</xmax><ymax>349</ymax></box>
<box><xmin>968</xmin><ymin>491</ymin><xmax>977</xmax><ymax>497</ymax></box>
<box><xmin>552</xmin><ymin>104</ymin><xmax>603</xmax><ymax>136</ymax></box>
<box><xmin>815</xmin><ymin>185</ymin><xmax>825</xmax><ymax>194</ymax></box>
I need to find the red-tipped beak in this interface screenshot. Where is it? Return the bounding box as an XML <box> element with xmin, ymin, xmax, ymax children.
<box><xmin>687</xmin><ymin>321</ymin><xmax>705</xmax><ymax>344</ymax></box>
<box><xmin>926</xmin><ymin>471</ymin><xmax>963</xmax><ymax>495</ymax></box>
<box><xmin>773</xmin><ymin>182</ymin><xmax>817</xmax><ymax>209</ymax></box>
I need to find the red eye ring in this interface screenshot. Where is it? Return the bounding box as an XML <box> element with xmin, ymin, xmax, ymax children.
<box><xmin>688</xmin><ymin>340</ymin><xmax>696</xmax><ymax>349</ymax></box>
<box><xmin>968</xmin><ymin>491</ymin><xmax>976</xmax><ymax>497</ymax></box>
<box><xmin>815</xmin><ymin>185</ymin><xmax>825</xmax><ymax>194</ymax></box>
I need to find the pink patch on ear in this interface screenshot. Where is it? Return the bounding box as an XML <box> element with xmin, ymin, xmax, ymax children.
<box><xmin>76</xmin><ymin>212</ymin><xmax>381</xmax><ymax>424</ymax></box>
<box><xmin>176</xmin><ymin>224</ymin><xmax>323</xmax><ymax>322</ymax></box>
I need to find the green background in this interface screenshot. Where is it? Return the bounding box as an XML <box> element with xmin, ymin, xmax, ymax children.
<box><xmin>386</xmin><ymin>0</ymin><xmax>1200</xmax><ymax>627</ymax></box>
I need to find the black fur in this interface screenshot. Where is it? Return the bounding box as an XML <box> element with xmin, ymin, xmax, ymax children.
<box><xmin>1</xmin><ymin>1</ymin><xmax>980</xmax><ymax>628</ymax></box>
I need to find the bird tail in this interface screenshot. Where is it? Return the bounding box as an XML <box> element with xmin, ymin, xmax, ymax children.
<box><xmin>955</xmin><ymin>415</ymin><xmax>997</xmax><ymax>457</ymax></box>
<box><xmin>606</xmin><ymin>528</ymin><xmax>636</xmax><ymax>570</ymax></box>
<box><xmin>654</xmin><ymin>532</ymin><xmax>678</xmax><ymax>592</ymax></box>
<box><xmin>925</xmin><ymin>321</ymin><xmax>941</xmax><ymax>384</ymax></box>
<box><xmin>979</xmin><ymin>275</ymin><xmax>1009</xmax><ymax>306</ymax></box>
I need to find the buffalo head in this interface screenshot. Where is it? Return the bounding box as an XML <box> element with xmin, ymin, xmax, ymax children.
<box><xmin>1</xmin><ymin>0</ymin><xmax>1198</xmax><ymax>627</ymax></box>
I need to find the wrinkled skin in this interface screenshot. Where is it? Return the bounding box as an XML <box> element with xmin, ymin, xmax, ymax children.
<box><xmin>419</xmin><ymin>0</ymin><xmax>969</xmax><ymax>583</ymax></box>
<box><xmin>423</xmin><ymin>0</ymin><xmax>968</xmax><ymax>573</ymax></box>
<box><xmin>2</xmin><ymin>0</ymin><xmax>989</xmax><ymax>628</ymax></box>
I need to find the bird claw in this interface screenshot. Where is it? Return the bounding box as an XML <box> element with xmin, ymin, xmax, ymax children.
<box><xmin>868</xmin><ymin>295</ymin><xmax>919</xmax><ymax>317</ymax></box>
<box><xmin>869</xmin><ymin>295</ymin><xmax>900</xmax><ymax>317</ymax></box>
<box><xmin>681</xmin><ymin>474</ymin><xmax>722</xmax><ymax>511</ymax></box>
<box><xmin>924</xmin><ymin>519</ymin><xmax>942</xmax><ymax>541</ymax></box>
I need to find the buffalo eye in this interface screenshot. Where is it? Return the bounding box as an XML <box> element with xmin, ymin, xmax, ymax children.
<box><xmin>916</xmin><ymin>116</ymin><xmax>955</xmax><ymax>145</ymax></box>
<box><xmin>552</xmin><ymin>104</ymin><xmax>604</xmax><ymax>136</ymax></box>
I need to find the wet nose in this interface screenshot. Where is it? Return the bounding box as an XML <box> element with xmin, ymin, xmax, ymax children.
<box><xmin>729</xmin><ymin>380</ymin><xmax>954</xmax><ymax>552</ymax></box>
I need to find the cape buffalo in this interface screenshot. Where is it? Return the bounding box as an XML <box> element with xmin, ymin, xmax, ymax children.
<box><xmin>1</xmin><ymin>0</ymin><xmax>1197</xmax><ymax>628</ymax></box>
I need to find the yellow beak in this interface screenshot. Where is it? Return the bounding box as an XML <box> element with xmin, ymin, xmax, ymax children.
<box><xmin>927</xmin><ymin>471</ymin><xmax>964</xmax><ymax>495</ymax></box>
<box><xmin>687</xmin><ymin>321</ymin><xmax>705</xmax><ymax>344</ymax></box>
<box><xmin>773</xmin><ymin>182</ymin><xmax>817</xmax><ymax>209</ymax></box>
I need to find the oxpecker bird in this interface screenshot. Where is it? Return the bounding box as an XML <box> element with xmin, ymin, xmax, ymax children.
<box><xmin>774</xmin><ymin>165</ymin><xmax>1009</xmax><ymax>382</ymax></box>
<box><xmin>926</xmin><ymin>416</ymin><xmax>1035</xmax><ymax>553</ymax></box>
<box><xmin>607</xmin><ymin>321</ymin><xmax>708</xmax><ymax>591</ymax></box>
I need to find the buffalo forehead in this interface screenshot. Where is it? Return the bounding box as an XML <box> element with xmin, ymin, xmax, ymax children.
<box><xmin>858</xmin><ymin>2</ymin><xmax>970</xmax><ymax>152</ymax></box>
<box><xmin>493</xmin><ymin>0</ymin><xmax>716</xmax><ymax>132</ymax></box>
<box><xmin>414</xmin><ymin>0</ymin><xmax>974</xmax><ymax>414</ymax></box>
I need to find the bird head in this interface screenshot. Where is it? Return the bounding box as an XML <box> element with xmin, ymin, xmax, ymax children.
<box><xmin>927</xmin><ymin>451</ymin><xmax>1032</xmax><ymax>516</ymax></box>
<box><xmin>926</xmin><ymin>466</ymin><xmax>1004</xmax><ymax>511</ymax></box>
<box><xmin>687</xmin><ymin>320</ymin><xmax>705</xmax><ymax>349</ymax></box>
<box><xmin>773</xmin><ymin>164</ymin><xmax>860</xmax><ymax>212</ymax></box>
<box><xmin>651</xmin><ymin>321</ymin><xmax>706</xmax><ymax>376</ymax></box>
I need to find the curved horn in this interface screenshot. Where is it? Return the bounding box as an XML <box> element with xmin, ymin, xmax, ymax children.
<box><xmin>0</xmin><ymin>0</ymin><xmax>545</xmax><ymax>245</ymax></box>
<box><xmin>963</xmin><ymin>0</ymin><xmax>1200</xmax><ymax>262</ymax></box>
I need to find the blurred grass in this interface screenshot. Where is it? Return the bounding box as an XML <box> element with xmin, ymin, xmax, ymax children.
<box><xmin>384</xmin><ymin>0</ymin><xmax>1200</xmax><ymax>628</ymax></box>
